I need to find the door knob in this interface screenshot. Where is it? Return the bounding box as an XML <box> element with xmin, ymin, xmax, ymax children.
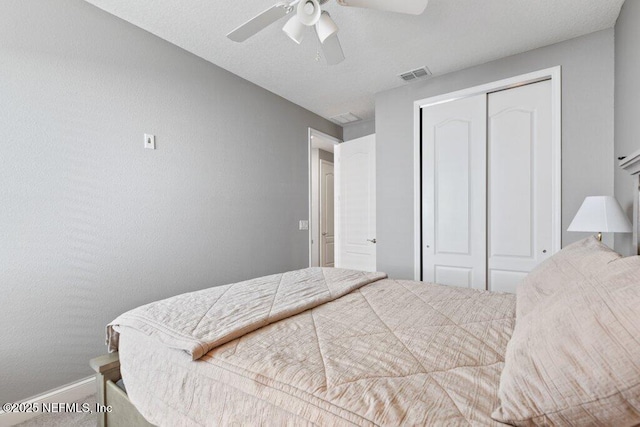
<box><xmin>367</xmin><ymin>238</ymin><xmax>377</xmax><ymax>244</ymax></box>
<box><xmin>322</xmin><ymin>232</ymin><xmax>327</xmax><ymax>236</ymax></box>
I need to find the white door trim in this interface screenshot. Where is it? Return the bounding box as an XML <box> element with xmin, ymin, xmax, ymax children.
<box><xmin>413</xmin><ymin>66</ymin><xmax>562</xmax><ymax>281</ymax></box>
<box><xmin>308</xmin><ymin>128</ymin><xmax>341</xmax><ymax>267</ymax></box>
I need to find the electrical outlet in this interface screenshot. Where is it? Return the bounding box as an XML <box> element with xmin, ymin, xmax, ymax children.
<box><xmin>299</xmin><ymin>220</ymin><xmax>309</xmax><ymax>231</ymax></box>
<box><xmin>144</xmin><ymin>134</ymin><xmax>155</xmax><ymax>150</ymax></box>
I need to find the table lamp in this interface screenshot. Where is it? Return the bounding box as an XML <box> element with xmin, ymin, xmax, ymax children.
<box><xmin>568</xmin><ymin>196</ymin><xmax>632</xmax><ymax>241</ymax></box>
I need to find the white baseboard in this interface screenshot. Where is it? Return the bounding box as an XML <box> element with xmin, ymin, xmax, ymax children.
<box><xmin>0</xmin><ymin>376</ymin><xmax>95</xmax><ymax>427</ymax></box>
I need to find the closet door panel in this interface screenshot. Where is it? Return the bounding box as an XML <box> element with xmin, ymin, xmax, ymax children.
<box><xmin>488</xmin><ymin>80</ymin><xmax>553</xmax><ymax>293</ymax></box>
<box><xmin>435</xmin><ymin>121</ymin><xmax>470</xmax><ymax>254</ymax></box>
<box><xmin>422</xmin><ymin>94</ymin><xmax>486</xmax><ymax>289</ymax></box>
<box><xmin>490</xmin><ymin>270</ymin><xmax>528</xmax><ymax>293</ymax></box>
<box><xmin>489</xmin><ymin>109</ymin><xmax>533</xmax><ymax>258</ymax></box>
<box><xmin>435</xmin><ymin>266</ymin><xmax>472</xmax><ymax>287</ymax></box>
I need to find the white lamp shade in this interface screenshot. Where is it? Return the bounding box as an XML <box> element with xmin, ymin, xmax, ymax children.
<box><xmin>568</xmin><ymin>196</ymin><xmax>632</xmax><ymax>233</ymax></box>
<box><xmin>283</xmin><ymin>16</ymin><xmax>306</xmax><ymax>44</ymax></box>
<box><xmin>315</xmin><ymin>11</ymin><xmax>338</xmax><ymax>43</ymax></box>
<box><xmin>297</xmin><ymin>0</ymin><xmax>321</xmax><ymax>26</ymax></box>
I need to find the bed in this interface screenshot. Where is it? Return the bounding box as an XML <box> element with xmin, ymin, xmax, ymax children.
<box><xmin>92</xmin><ymin>238</ymin><xmax>640</xmax><ymax>426</ymax></box>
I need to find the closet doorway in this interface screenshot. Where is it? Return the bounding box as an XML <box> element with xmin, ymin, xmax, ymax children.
<box><xmin>414</xmin><ymin>68</ymin><xmax>562</xmax><ymax>293</ymax></box>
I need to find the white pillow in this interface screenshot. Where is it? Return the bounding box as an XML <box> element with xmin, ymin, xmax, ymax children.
<box><xmin>494</xmin><ymin>252</ymin><xmax>640</xmax><ymax>426</ymax></box>
<box><xmin>516</xmin><ymin>236</ymin><xmax>621</xmax><ymax>318</ymax></box>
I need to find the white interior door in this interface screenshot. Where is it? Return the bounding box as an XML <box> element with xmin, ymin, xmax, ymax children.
<box><xmin>310</xmin><ymin>148</ymin><xmax>320</xmax><ymax>266</ymax></box>
<box><xmin>335</xmin><ymin>135</ymin><xmax>376</xmax><ymax>272</ymax></box>
<box><xmin>487</xmin><ymin>80</ymin><xmax>554</xmax><ymax>293</ymax></box>
<box><xmin>320</xmin><ymin>160</ymin><xmax>335</xmax><ymax>267</ymax></box>
<box><xmin>422</xmin><ymin>94</ymin><xmax>487</xmax><ymax>289</ymax></box>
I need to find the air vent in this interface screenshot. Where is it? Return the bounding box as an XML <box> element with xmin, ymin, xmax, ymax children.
<box><xmin>399</xmin><ymin>66</ymin><xmax>432</xmax><ymax>82</ymax></box>
<box><xmin>330</xmin><ymin>112</ymin><xmax>361</xmax><ymax>125</ymax></box>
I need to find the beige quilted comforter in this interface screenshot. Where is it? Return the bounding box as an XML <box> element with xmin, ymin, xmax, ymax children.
<box><xmin>111</xmin><ymin>268</ymin><xmax>516</xmax><ymax>426</ymax></box>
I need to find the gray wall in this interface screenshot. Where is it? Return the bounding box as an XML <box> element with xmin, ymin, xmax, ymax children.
<box><xmin>614</xmin><ymin>0</ymin><xmax>640</xmax><ymax>256</ymax></box>
<box><xmin>319</xmin><ymin>149</ymin><xmax>334</xmax><ymax>162</ymax></box>
<box><xmin>0</xmin><ymin>0</ymin><xmax>341</xmax><ymax>402</ymax></box>
<box><xmin>376</xmin><ymin>29</ymin><xmax>615</xmax><ymax>279</ymax></box>
<box><xmin>343</xmin><ymin>119</ymin><xmax>375</xmax><ymax>141</ymax></box>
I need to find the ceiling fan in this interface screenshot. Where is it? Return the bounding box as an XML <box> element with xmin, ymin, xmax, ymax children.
<box><xmin>227</xmin><ymin>0</ymin><xmax>429</xmax><ymax>65</ymax></box>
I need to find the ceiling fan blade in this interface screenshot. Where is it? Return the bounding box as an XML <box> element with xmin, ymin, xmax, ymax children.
<box><xmin>336</xmin><ymin>0</ymin><xmax>428</xmax><ymax>15</ymax></box>
<box><xmin>320</xmin><ymin>33</ymin><xmax>345</xmax><ymax>65</ymax></box>
<box><xmin>227</xmin><ymin>3</ymin><xmax>292</xmax><ymax>42</ymax></box>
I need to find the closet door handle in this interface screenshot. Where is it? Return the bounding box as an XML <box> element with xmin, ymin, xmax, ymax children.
<box><xmin>367</xmin><ymin>238</ymin><xmax>377</xmax><ymax>244</ymax></box>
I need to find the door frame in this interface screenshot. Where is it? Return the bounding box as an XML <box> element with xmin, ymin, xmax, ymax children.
<box><xmin>412</xmin><ymin>66</ymin><xmax>562</xmax><ymax>281</ymax></box>
<box><xmin>308</xmin><ymin>128</ymin><xmax>342</xmax><ymax>267</ymax></box>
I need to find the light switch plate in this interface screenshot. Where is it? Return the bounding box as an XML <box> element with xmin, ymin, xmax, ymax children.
<box><xmin>144</xmin><ymin>134</ymin><xmax>155</xmax><ymax>150</ymax></box>
<box><xmin>299</xmin><ymin>220</ymin><xmax>309</xmax><ymax>231</ymax></box>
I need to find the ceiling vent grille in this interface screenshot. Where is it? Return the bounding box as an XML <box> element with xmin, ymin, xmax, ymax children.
<box><xmin>330</xmin><ymin>112</ymin><xmax>361</xmax><ymax>125</ymax></box>
<box><xmin>399</xmin><ymin>66</ymin><xmax>432</xmax><ymax>82</ymax></box>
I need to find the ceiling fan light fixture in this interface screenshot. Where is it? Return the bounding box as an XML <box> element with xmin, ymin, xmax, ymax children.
<box><xmin>297</xmin><ymin>0</ymin><xmax>322</xmax><ymax>26</ymax></box>
<box><xmin>283</xmin><ymin>15</ymin><xmax>306</xmax><ymax>44</ymax></box>
<box><xmin>315</xmin><ymin>11</ymin><xmax>338</xmax><ymax>43</ymax></box>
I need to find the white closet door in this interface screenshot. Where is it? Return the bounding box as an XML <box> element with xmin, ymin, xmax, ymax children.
<box><xmin>487</xmin><ymin>80</ymin><xmax>553</xmax><ymax>293</ymax></box>
<box><xmin>422</xmin><ymin>94</ymin><xmax>487</xmax><ymax>289</ymax></box>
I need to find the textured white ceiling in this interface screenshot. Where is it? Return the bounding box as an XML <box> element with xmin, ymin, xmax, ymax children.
<box><xmin>82</xmin><ymin>0</ymin><xmax>623</xmax><ymax>122</ymax></box>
